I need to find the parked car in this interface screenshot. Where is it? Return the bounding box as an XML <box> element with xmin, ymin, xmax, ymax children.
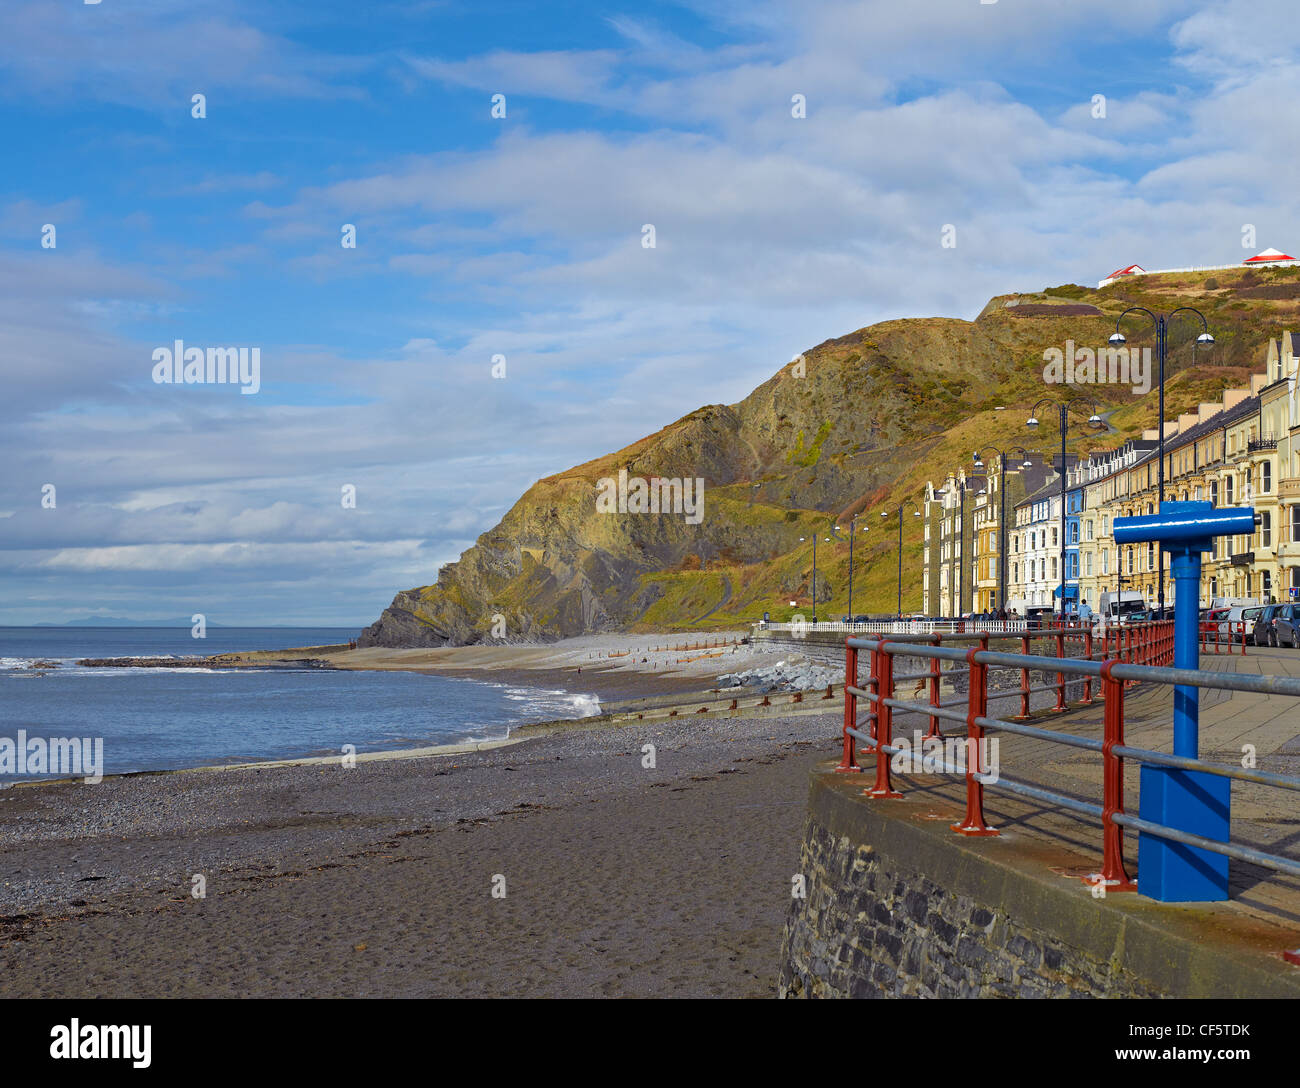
<box><xmin>1203</xmin><ymin>607</ymin><xmax>1229</xmax><ymax>639</ymax></box>
<box><xmin>1220</xmin><ymin>605</ymin><xmax>1263</xmax><ymax>644</ymax></box>
<box><xmin>1253</xmin><ymin>604</ymin><xmax>1287</xmax><ymax>647</ymax></box>
<box><xmin>1273</xmin><ymin>603</ymin><xmax>1300</xmax><ymax>648</ymax></box>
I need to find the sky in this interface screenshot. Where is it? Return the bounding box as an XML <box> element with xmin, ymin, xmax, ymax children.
<box><xmin>1</xmin><ymin>0</ymin><xmax>1297</xmax><ymax>626</ymax></box>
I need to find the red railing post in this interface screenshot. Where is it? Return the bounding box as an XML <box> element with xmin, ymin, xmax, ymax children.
<box><xmin>952</xmin><ymin>640</ymin><xmax>998</xmax><ymax>836</ymax></box>
<box><xmin>836</xmin><ymin>639</ymin><xmax>862</xmax><ymax>773</ymax></box>
<box><xmin>1054</xmin><ymin>630</ymin><xmax>1067</xmax><ymax>711</ymax></box>
<box><xmin>867</xmin><ymin>641</ymin><xmax>902</xmax><ymax>798</ymax></box>
<box><xmin>1097</xmin><ymin>660</ymin><xmax>1136</xmax><ymax>890</ymax></box>
<box><xmin>1081</xmin><ymin>629</ymin><xmax>1094</xmax><ymax>704</ymax></box>
<box><xmin>1016</xmin><ymin>634</ymin><xmax>1031</xmax><ymax>720</ymax></box>
<box><xmin>861</xmin><ymin>643</ymin><xmax>880</xmax><ymax>753</ymax></box>
<box><xmin>927</xmin><ymin>635</ymin><xmax>942</xmax><ymax>738</ymax></box>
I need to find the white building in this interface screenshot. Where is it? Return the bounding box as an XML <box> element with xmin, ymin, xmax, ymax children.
<box><xmin>1099</xmin><ymin>248</ymin><xmax>1298</xmax><ymax>288</ymax></box>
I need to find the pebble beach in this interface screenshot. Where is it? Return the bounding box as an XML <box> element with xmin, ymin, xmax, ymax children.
<box><xmin>1</xmin><ymin>630</ymin><xmax>845</xmax><ymax>997</ymax></box>
<box><xmin>0</xmin><ymin>708</ymin><xmax>839</xmax><ymax>997</ymax></box>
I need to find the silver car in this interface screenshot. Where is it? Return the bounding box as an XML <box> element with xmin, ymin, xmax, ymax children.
<box><xmin>1218</xmin><ymin>605</ymin><xmax>1261</xmax><ymax>645</ymax></box>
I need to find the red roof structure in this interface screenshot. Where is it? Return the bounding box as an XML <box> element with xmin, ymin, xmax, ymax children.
<box><xmin>1105</xmin><ymin>264</ymin><xmax>1145</xmax><ymax>279</ymax></box>
<box><xmin>1244</xmin><ymin>247</ymin><xmax>1295</xmax><ymax>263</ymax></box>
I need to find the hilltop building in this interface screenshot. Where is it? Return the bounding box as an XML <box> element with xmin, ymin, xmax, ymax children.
<box><xmin>1099</xmin><ymin>248</ymin><xmax>1299</xmax><ymax>288</ymax></box>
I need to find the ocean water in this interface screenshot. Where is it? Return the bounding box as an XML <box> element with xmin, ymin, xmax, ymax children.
<box><xmin>0</xmin><ymin>628</ymin><xmax>599</xmax><ymax>780</ymax></box>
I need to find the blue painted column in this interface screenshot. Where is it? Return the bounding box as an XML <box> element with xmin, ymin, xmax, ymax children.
<box><xmin>1114</xmin><ymin>501</ymin><xmax>1256</xmax><ymax>901</ymax></box>
<box><xmin>1170</xmin><ymin>548</ymin><xmax>1200</xmax><ymax>758</ymax></box>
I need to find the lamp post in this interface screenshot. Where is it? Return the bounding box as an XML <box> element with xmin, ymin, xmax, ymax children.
<box><xmin>1109</xmin><ymin>307</ymin><xmax>1214</xmax><ymax>615</ymax></box>
<box><xmin>845</xmin><ymin>516</ymin><xmax>869</xmax><ymax>618</ymax></box>
<box><xmin>1027</xmin><ymin>397</ymin><xmax>1105</xmax><ymax>622</ymax></box>
<box><xmin>798</xmin><ymin>532</ymin><xmax>833</xmax><ymax>623</ymax></box>
<box><xmin>880</xmin><ymin>501</ymin><xmax>922</xmax><ymax>619</ymax></box>
<box><xmin>973</xmin><ymin>445</ymin><xmax>1035</xmax><ymax>613</ymax></box>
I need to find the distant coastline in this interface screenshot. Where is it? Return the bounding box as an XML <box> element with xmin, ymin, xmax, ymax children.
<box><xmin>14</xmin><ymin>620</ymin><xmax>364</xmax><ymax>629</ymax></box>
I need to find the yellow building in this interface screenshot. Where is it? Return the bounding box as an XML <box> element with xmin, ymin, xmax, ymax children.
<box><xmin>923</xmin><ymin>329</ymin><xmax>1300</xmax><ymax>614</ymax></box>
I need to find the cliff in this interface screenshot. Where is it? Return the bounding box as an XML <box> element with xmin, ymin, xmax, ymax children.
<box><xmin>360</xmin><ymin>267</ymin><xmax>1297</xmax><ymax>646</ymax></box>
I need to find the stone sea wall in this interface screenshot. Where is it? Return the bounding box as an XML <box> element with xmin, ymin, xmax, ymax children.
<box><xmin>778</xmin><ymin>768</ymin><xmax>1300</xmax><ymax>998</ymax></box>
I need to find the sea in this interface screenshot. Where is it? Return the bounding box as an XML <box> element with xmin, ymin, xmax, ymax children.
<box><xmin>0</xmin><ymin>627</ymin><xmax>599</xmax><ymax>781</ymax></box>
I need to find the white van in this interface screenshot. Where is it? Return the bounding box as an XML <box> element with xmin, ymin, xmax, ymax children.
<box><xmin>1099</xmin><ymin>590</ymin><xmax>1145</xmax><ymax>621</ymax></box>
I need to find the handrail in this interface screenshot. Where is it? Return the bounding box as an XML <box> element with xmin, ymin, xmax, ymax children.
<box><xmin>838</xmin><ymin>624</ymin><xmax>1298</xmax><ymax>898</ymax></box>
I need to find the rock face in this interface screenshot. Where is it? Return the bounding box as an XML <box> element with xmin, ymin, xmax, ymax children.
<box><xmin>359</xmin><ymin>590</ymin><xmax>473</xmax><ymax>648</ymax></box>
<box><xmin>716</xmin><ymin>656</ymin><xmax>841</xmax><ymax>693</ymax></box>
<box><xmin>360</xmin><ymin>271</ymin><xmax>1284</xmax><ymax>647</ymax></box>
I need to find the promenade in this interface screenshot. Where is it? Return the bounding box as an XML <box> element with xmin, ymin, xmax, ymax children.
<box><xmin>848</xmin><ymin>641</ymin><xmax>1300</xmax><ymax>975</ymax></box>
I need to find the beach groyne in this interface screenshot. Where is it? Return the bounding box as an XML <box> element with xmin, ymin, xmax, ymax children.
<box><xmin>778</xmin><ymin>766</ymin><xmax>1300</xmax><ymax>998</ymax></box>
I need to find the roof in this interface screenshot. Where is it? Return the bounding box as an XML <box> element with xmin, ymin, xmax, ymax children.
<box><xmin>1105</xmin><ymin>264</ymin><xmax>1145</xmax><ymax>279</ymax></box>
<box><xmin>1244</xmin><ymin>248</ymin><xmax>1295</xmax><ymax>263</ymax></box>
<box><xmin>1123</xmin><ymin>392</ymin><xmax>1263</xmax><ymax>473</ymax></box>
<box><xmin>1017</xmin><ymin>477</ymin><xmax>1064</xmax><ymax>509</ymax></box>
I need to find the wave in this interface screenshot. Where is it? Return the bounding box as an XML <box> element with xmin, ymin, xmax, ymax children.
<box><xmin>499</xmin><ymin>686</ymin><xmax>601</xmax><ymax>720</ymax></box>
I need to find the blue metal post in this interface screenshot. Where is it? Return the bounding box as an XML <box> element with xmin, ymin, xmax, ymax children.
<box><xmin>1114</xmin><ymin>501</ymin><xmax>1255</xmax><ymax>902</ymax></box>
<box><xmin>1170</xmin><ymin>549</ymin><xmax>1200</xmax><ymax>758</ymax></box>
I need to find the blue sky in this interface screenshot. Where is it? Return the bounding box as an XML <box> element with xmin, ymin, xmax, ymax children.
<box><xmin>1</xmin><ymin>0</ymin><xmax>1297</xmax><ymax>626</ymax></box>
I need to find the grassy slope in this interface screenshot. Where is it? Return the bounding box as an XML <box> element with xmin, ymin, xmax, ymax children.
<box><xmin>372</xmin><ymin>265</ymin><xmax>1300</xmax><ymax>639</ymax></box>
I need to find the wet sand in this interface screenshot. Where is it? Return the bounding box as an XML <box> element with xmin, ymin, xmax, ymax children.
<box><xmin>0</xmin><ymin>710</ymin><xmax>840</xmax><ymax>997</ymax></box>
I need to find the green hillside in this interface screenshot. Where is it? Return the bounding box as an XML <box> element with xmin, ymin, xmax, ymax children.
<box><xmin>360</xmin><ymin>265</ymin><xmax>1300</xmax><ymax>645</ymax></box>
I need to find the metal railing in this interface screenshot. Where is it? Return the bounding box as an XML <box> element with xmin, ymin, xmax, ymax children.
<box><xmin>762</xmin><ymin>619</ymin><xmax>1045</xmax><ymax>635</ymax></box>
<box><xmin>1200</xmin><ymin>620</ymin><xmax>1248</xmax><ymax>655</ymax></box>
<box><xmin>839</xmin><ymin>623</ymin><xmax>1300</xmax><ymax>896</ymax></box>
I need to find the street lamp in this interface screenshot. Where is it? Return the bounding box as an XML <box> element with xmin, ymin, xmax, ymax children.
<box><xmin>844</xmin><ymin>516</ymin><xmax>870</xmax><ymax>619</ymax></box>
<box><xmin>1110</xmin><ymin>307</ymin><xmax>1214</xmax><ymax>615</ymax></box>
<box><xmin>1027</xmin><ymin>396</ymin><xmax>1106</xmax><ymax>623</ymax></box>
<box><xmin>798</xmin><ymin>532</ymin><xmax>834</xmax><ymax>623</ymax></box>
<box><xmin>973</xmin><ymin>445</ymin><xmax>1035</xmax><ymax>614</ymax></box>
<box><xmin>880</xmin><ymin>501</ymin><xmax>922</xmax><ymax>620</ymax></box>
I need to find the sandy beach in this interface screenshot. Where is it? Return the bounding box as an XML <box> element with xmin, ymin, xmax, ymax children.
<box><xmin>0</xmin><ymin>704</ymin><xmax>840</xmax><ymax>997</ymax></box>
